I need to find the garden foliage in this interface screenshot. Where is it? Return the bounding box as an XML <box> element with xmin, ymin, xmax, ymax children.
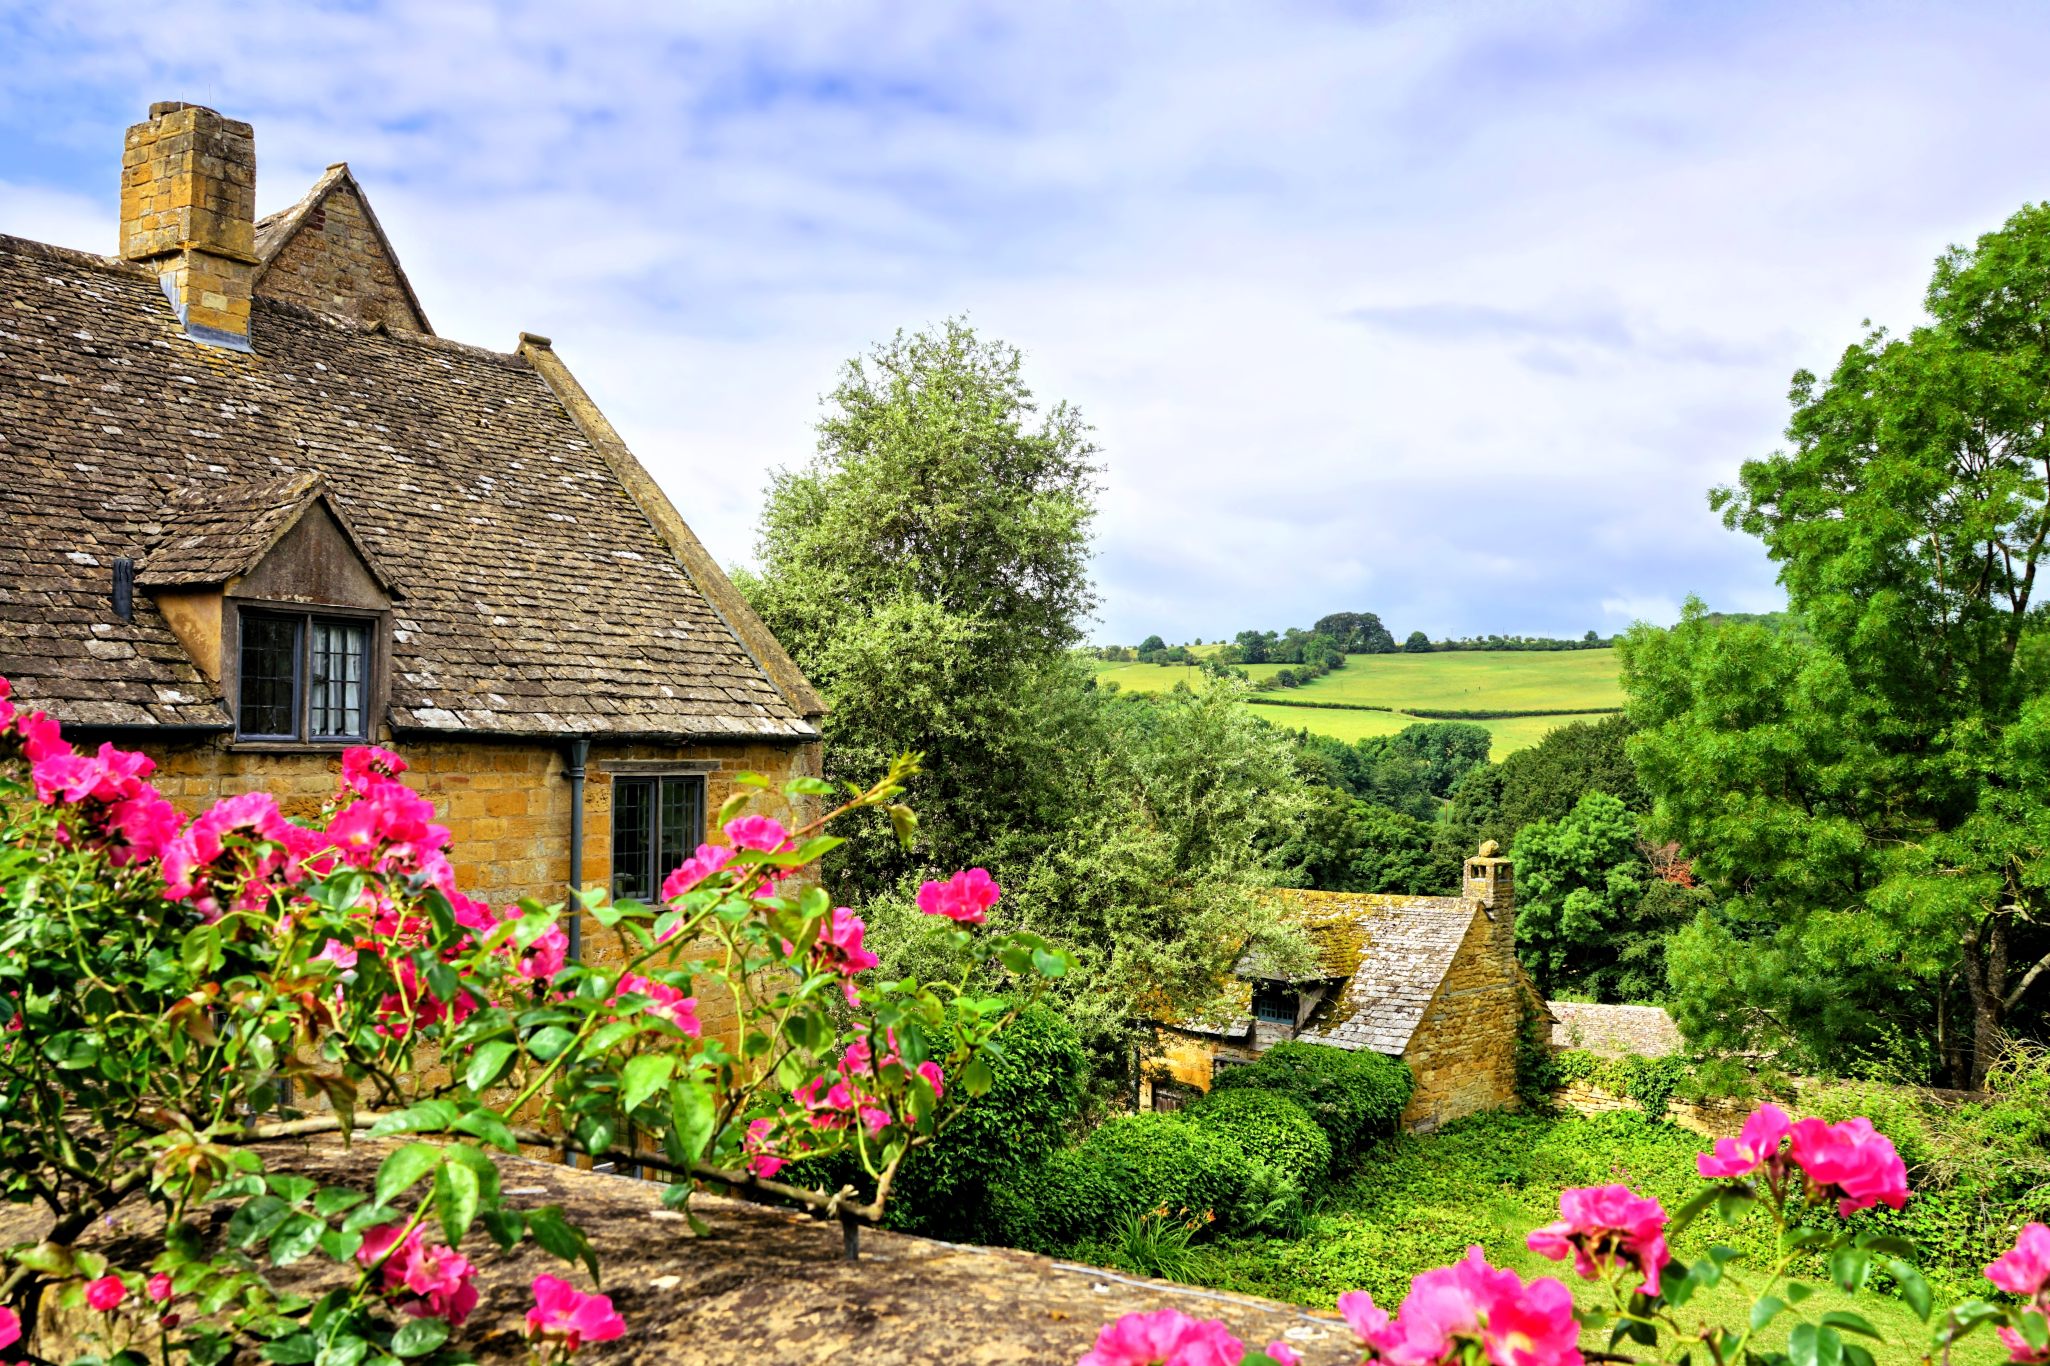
<box><xmin>1181</xmin><ymin>1089</ymin><xmax>1332</xmax><ymax>1188</ymax></box>
<box><xmin>0</xmin><ymin>676</ymin><xmax>1069</xmax><ymax>1364</ymax></box>
<box><xmin>1208</xmin><ymin>1042</ymin><xmax>1414</xmax><ymax>1159</ymax></box>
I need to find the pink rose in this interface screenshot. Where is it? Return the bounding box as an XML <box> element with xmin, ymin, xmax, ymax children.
<box><xmin>915</xmin><ymin>868</ymin><xmax>1003</xmax><ymax>924</ymax></box>
<box><xmin>614</xmin><ymin>974</ymin><xmax>701</xmax><ymax>1037</ymax></box>
<box><xmin>146</xmin><ymin>1272</ymin><xmax>174</xmax><ymax>1303</ymax></box>
<box><xmin>1788</xmin><ymin>1116</ymin><xmax>1910</xmax><ymax>1216</ymax></box>
<box><xmin>917</xmin><ymin>1060</ymin><xmax>946</xmax><ymax>1100</ymax></box>
<box><xmin>2000</xmin><ymin>1320</ymin><xmax>2050</xmax><ymax>1366</ymax></box>
<box><xmin>518</xmin><ymin>924</ymin><xmax>571</xmax><ymax>982</ymax></box>
<box><xmin>743</xmin><ymin>1118</ymin><xmax>787</xmax><ymax>1179</ymax></box>
<box><xmin>1697</xmin><ymin>1102</ymin><xmax>1793</xmax><ymax>1179</ymax></box>
<box><xmin>660</xmin><ymin>843</ymin><xmax>734</xmax><ymax>902</ymax></box>
<box><xmin>723</xmin><ymin>815</ymin><xmax>792</xmax><ymax>854</ymax></box>
<box><xmin>85</xmin><ymin>1274</ymin><xmax>127</xmax><ymax>1312</ymax></box>
<box><xmin>1990</xmin><ymin>1223</ymin><xmax>2050</xmax><ymax>1300</ymax></box>
<box><xmin>1526</xmin><ymin>1184</ymin><xmax>1671</xmax><ymax>1294</ymax></box>
<box><xmin>1337</xmin><ymin>1247</ymin><xmax>1582</xmax><ymax>1366</ymax></box>
<box><xmin>341</xmin><ymin>745</ymin><xmax>408</xmax><ymax>794</ymax></box>
<box><xmin>1077</xmin><ymin>1308</ymin><xmax>1245</xmax><ymax>1366</ymax></box>
<box><xmin>525</xmin><ymin>1275</ymin><xmax>626</xmax><ymax>1353</ymax></box>
<box><xmin>1265</xmin><ymin>1344</ymin><xmax>1301</xmax><ymax>1366</ymax></box>
<box><xmin>814</xmin><ymin>907</ymin><xmax>881</xmax><ymax>975</ymax></box>
<box><xmin>0</xmin><ymin>1305</ymin><xmax>18</xmax><ymax>1352</ymax></box>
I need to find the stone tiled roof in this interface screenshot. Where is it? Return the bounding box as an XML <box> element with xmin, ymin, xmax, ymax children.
<box><xmin>1279</xmin><ymin>889</ymin><xmax>1480</xmax><ymax>1056</ymax></box>
<box><xmin>0</xmin><ymin>232</ymin><xmax>817</xmax><ymax>740</ymax></box>
<box><xmin>138</xmin><ymin>471</ymin><xmax>398</xmax><ymax>593</ymax></box>
<box><xmin>252</xmin><ymin>163</ymin><xmax>433</xmax><ymax>334</ymax></box>
<box><xmin>1549</xmin><ymin>1001</ymin><xmax>1684</xmax><ymax>1058</ymax></box>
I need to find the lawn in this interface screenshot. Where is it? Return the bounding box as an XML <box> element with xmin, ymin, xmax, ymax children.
<box><xmin>1188</xmin><ymin>1113</ymin><xmax>2001</xmax><ymax>1366</ymax></box>
<box><xmin>1247</xmin><ymin>705</ymin><xmax>1620</xmax><ymax>758</ymax></box>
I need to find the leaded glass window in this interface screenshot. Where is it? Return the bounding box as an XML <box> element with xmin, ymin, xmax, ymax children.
<box><xmin>236</xmin><ymin>614</ymin><xmax>301</xmax><ymax>739</ymax></box>
<box><xmin>310</xmin><ymin>619</ymin><xmax>369</xmax><ymax>739</ymax></box>
<box><xmin>235</xmin><ymin>610</ymin><xmax>375</xmax><ymax>743</ymax></box>
<box><xmin>612</xmin><ymin>775</ymin><xmax>707</xmax><ymax>902</ymax></box>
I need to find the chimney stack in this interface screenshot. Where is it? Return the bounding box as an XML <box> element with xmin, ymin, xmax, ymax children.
<box><xmin>1464</xmin><ymin>839</ymin><xmax>1514</xmax><ymax>917</ymax></box>
<box><xmin>120</xmin><ymin>102</ymin><xmax>257</xmax><ymax>351</ymax></box>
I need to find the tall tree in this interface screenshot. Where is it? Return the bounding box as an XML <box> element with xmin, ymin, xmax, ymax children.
<box><xmin>741</xmin><ymin>320</ymin><xmax>1101</xmax><ymax>893</ymax></box>
<box><xmin>1628</xmin><ymin>202</ymin><xmax>2050</xmax><ymax>1083</ymax></box>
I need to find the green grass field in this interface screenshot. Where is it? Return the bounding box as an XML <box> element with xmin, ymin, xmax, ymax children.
<box><xmin>1091</xmin><ymin>651</ymin><xmax>1625</xmax><ymax>757</ymax></box>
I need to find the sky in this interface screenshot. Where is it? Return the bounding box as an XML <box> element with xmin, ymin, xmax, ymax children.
<box><xmin>5</xmin><ymin>1</ymin><xmax>2050</xmax><ymax>645</ymax></box>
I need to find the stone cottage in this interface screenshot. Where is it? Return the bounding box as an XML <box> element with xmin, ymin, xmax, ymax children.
<box><xmin>1143</xmin><ymin>845</ymin><xmax>1551</xmax><ymax>1131</ymax></box>
<box><xmin>0</xmin><ymin>102</ymin><xmax>824</xmax><ymax>969</ymax></box>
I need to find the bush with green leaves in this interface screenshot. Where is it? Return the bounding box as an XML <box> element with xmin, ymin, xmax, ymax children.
<box><xmin>0</xmin><ymin>679</ymin><xmax>1070</xmax><ymax>1364</ymax></box>
<box><xmin>880</xmin><ymin>1001</ymin><xmax>1088</xmax><ymax>1243</ymax></box>
<box><xmin>1208</xmin><ymin>1042</ymin><xmax>1413</xmax><ymax>1157</ymax></box>
<box><xmin>1184</xmin><ymin>1088</ymin><xmax>1332</xmax><ymax>1187</ymax></box>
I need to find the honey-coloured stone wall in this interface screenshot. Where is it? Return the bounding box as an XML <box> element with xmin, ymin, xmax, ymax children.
<box><xmin>256</xmin><ymin>179</ymin><xmax>428</xmax><ymax>331</ymax></box>
<box><xmin>1396</xmin><ymin>906</ymin><xmax>1523</xmax><ymax>1131</ymax></box>
<box><xmin>118</xmin><ymin>102</ymin><xmax>258</xmax><ymax>343</ymax></box>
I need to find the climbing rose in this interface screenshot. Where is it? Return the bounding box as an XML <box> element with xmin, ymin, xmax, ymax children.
<box><xmin>1697</xmin><ymin>1103</ymin><xmax>1793</xmax><ymax>1179</ymax></box>
<box><xmin>916</xmin><ymin>867</ymin><xmax>1002</xmax><ymax>924</ymax></box>
<box><xmin>1265</xmin><ymin>1345</ymin><xmax>1300</xmax><ymax>1366</ymax></box>
<box><xmin>0</xmin><ymin>1305</ymin><xmax>17</xmax><ymax>1352</ymax></box>
<box><xmin>2001</xmin><ymin>1323</ymin><xmax>2050</xmax><ymax>1366</ymax></box>
<box><xmin>356</xmin><ymin>1224</ymin><xmax>478</xmax><ymax>1325</ymax></box>
<box><xmin>743</xmin><ymin>1118</ymin><xmax>787</xmax><ymax>1179</ymax></box>
<box><xmin>146</xmin><ymin>1272</ymin><xmax>173</xmax><ymax>1303</ymax></box>
<box><xmin>525</xmin><ymin>1275</ymin><xmax>626</xmax><ymax>1353</ymax></box>
<box><xmin>1788</xmin><ymin>1116</ymin><xmax>1910</xmax><ymax>1217</ymax></box>
<box><xmin>1990</xmin><ymin>1223</ymin><xmax>2050</xmax><ymax>1300</ymax></box>
<box><xmin>85</xmin><ymin>1275</ymin><xmax>127</xmax><ymax>1311</ymax></box>
<box><xmin>615</xmin><ymin>973</ymin><xmax>701</xmax><ymax>1037</ymax></box>
<box><xmin>518</xmin><ymin>923</ymin><xmax>571</xmax><ymax>982</ymax></box>
<box><xmin>917</xmin><ymin>1060</ymin><xmax>946</xmax><ymax>1099</ymax></box>
<box><xmin>723</xmin><ymin>814</ymin><xmax>792</xmax><ymax>853</ymax></box>
<box><xmin>660</xmin><ymin>842</ymin><xmax>733</xmax><ymax>901</ymax></box>
<box><xmin>1077</xmin><ymin>1307</ymin><xmax>1245</xmax><ymax>1366</ymax></box>
<box><xmin>1526</xmin><ymin>1184</ymin><xmax>1672</xmax><ymax>1294</ymax></box>
<box><xmin>341</xmin><ymin>744</ymin><xmax>408</xmax><ymax>794</ymax></box>
<box><xmin>1338</xmin><ymin>1247</ymin><xmax>1582</xmax><ymax>1366</ymax></box>
<box><xmin>814</xmin><ymin>906</ymin><xmax>881</xmax><ymax>975</ymax></box>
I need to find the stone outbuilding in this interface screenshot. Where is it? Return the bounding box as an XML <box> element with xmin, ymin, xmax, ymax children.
<box><xmin>1144</xmin><ymin>845</ymin><xmax>1551</xmax><ymax>1131</ymax></box>
<box><xmin>0</xmin><ymin>102</ymin><xmax>824</xmax><ymax>973</ymax></box>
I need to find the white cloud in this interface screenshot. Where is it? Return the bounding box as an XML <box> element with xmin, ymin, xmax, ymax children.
<box><xmin>4</xmin><ymin>1</ymin><xmax>2048</xmax><ymax>642</ymax></box>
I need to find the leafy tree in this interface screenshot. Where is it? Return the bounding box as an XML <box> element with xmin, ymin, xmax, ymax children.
<box><xmin>1404</xmin><ymin>630</ymin><xmax>1432</xmax><ymax>652</ymax></box>
<box><xmin>1511</xmin><ymin>792</ymin><xmax>1648</xmax><ymax>998</ymax></box>
<box><xmin>1313</xmin><ymin>612</ymin><xmax>1397</xmax><ymax>654</ymax></box>
<box><xmin>1383</xmin><ymin>721</ymin><xmax>1493</xmax><ymax>799</ymax></box>
<box><xmin>1139</xmin><ymin>634</ymin><xmax>1167</xmax><ymax>654</ymax></box>
<box><xmin>1270</xmin><ymin>787</ymin><xmax>1448</xmax><ymax>896</ymax></box>
<box><xmin>1629</xmin><ymin>202</ymin><xmax>2050</xmax><ymax>1082</ymax></box>
<box><xmin>741</xmin><ymin>319</ymin><xmax>1100</xmax><ymax>895</ymax></box>
<box><xmin>1235</xmin><ymin>629</ymin><xmax>1273</xmax><ymax>664</ymax></box>
<box><xmin>1494</xmin><ymin>714</ymin><xmax>1646</xmax><ymax>845</ymax></box>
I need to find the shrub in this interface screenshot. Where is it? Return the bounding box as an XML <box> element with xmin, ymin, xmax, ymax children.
<box><xmin>987</xmin><ymin>1145</ymin><xmax>1129</xmax><ymax>1253</ymax></box>
<box><xmin>1078</xmin><ymin>1112</ymin><xmax>1255</xmax><ymax>1226</ymax></box>
<box><xmin>1185</xmin><ymin>1087</ymin><xmax>1333</xmax><ymax>1186</ymax></box>
<box><xmin>885</xmin><ymin>1002</ymin><xmax>1089</xmax><ymax>1242</ymax></box>
<box><xmin>1209</xmin><ymin>1042</ymin><xmax>1413</xmax><ymax>1156</ymax></box>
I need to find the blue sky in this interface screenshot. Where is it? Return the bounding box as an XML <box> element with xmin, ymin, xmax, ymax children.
<box><xmin>6</xmin><ymin>1</ymin><xmax>2050</xmax><ymax>644</ymax></box>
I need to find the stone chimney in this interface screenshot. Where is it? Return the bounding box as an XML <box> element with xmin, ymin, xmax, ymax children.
<box><xmin>1464</xmin><ymin>839</ymin><xmax>1513</xmax><ymax>916</ymax></box>
<box><xmin>120</xmin><ymin>102</ymin><xmax>258</xmax><ymax>351</ymax></box>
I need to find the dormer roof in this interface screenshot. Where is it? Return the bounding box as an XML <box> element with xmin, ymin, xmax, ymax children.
<box><xmin>139</xmin><ymin>471</ymin><xmax>400</xmax><ymax>597</ymax></box>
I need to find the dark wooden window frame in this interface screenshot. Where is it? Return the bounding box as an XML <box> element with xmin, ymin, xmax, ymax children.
<box><xmin>610</xmin><ymin>771</ymin><xmax>709</xmax><ymax>903</ymax></box>
<box><xmin>223</xmin><ymin>598</ymin><xmax>390</xmax><ymax>750</ymax></box>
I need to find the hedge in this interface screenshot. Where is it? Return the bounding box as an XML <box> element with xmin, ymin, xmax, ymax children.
<box><xmin>1184</xmin><ymin>1087</ymin><xmax>1333</xmax><ymax>1186</ymax></box>
<box><xmin>1209</xmin><ymin>1042</ymin><xmax>1413</xmax><ymax>1156</ymax></box>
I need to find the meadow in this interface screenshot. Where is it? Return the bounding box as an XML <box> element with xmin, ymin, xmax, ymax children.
<box><xmin>1181</xmin><ymin>1112</ymin><xmax>2002</xmax><ymax>1366</ymax></box>
<box><xmin>1091</xmin><ymin>650</ymin><xmax>1625</xmax><ymax>756</ymax></box>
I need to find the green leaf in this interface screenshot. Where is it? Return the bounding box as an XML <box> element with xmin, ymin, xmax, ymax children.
<box><xmin>435</xmin><ymin>1161</ymin><xmax>481</xmax><ymax>1246</ymax></box>
<box><xmin>1887</xmin><ymin>1260</ymin><xmax>1931</xmax><ymax>1322</ymax></box>
<box><xmin>525</xmin><ymin>1206</ymin><xmax>600</xmax><ymax>1284</ymax></box>
<box><xmin>267</xmin><ymin>1213</ymin><xmax>325</xmax><ymax>1267</ymax></box>
<box><xmin>2019</xmin><ymin>1313</ymin><xmax>2050</xmax><ymax>1353</ymax></box>
<box><xmin>453</xmin><ymin>1108</ymin><xmax>519</xmax><ymax>1154</ymax></box>
<box><xmin>366</xmin><ymin>1100</ymin><xmax>459</xmax><ymax>1138</ymax></box>
<box><xmin>962</xmin><ymin>1054</ymin><xmax>995</xmax><ymax>1097</ymax></box>
<box><xmin>464</xmin><ymin>1041</ymin><xmax>515</xmax><ymax>1094</ymax></box>
<box><xmin>374</xmin><ymin>1144</ymin><xmax>443</xmax><ymax>1209</ymax></box>
<box><xmin>620</xmin><ymin>1054</ymin><xmax>676</xmax><ymax>1114</ymax></box>
<box><xmin>1819</xmin><ymin>1312</ymin><xmax>1882</xmax><ymax>1341</ymax></box>
<box><xmin>1030</xmin><ymin>948</ymin><xmax>1068</xmax><ymax>979</ymax></box>
<box><xmin>1843</xmin><ymin>1345</ymin><xmax>1875</xmax><ymax>1366</ymax></box>
<box><xmin>228</xmin><ymin>1195</ymin><xmax>293</xmax><ymax>1250</ymax></box>
<box><xmin>318</xmin><ymin>1228</ymin><xmax>363</xmax><ymax>1264</ymax></box>
<box><xmin>262</xmin><ymin>1333</ymin><xmax>318</xmax><ymax>1364</ymax></box>
<box><xmin>1752</xmin><ymin>1297</ymin><xmax>1788</xmax><ymax>1332</ymax></box>
<box><xmin>267</xmin><ymin>1175</ymin><xmax>318</xmax><ymax>1206</ymax></box>
<box><xmin>670</xmin><ymin>1076</ymin><xmax>717</xmax><ymax>1165</ymax></box>
<box><xmin>389</xmin><ymin>1317</ymin><xmax>450</xmax><ymax>1359</ymax></box>
<box><xmin>1829</xmin><ymin>1246</ymin><xmax>1872</xmax><ymax>1293</ymax></box>
<box><xmin>1784</xmin><ymin>1281</ymin><xmax>1814</xmax><ymax>1304</ymax></box>
<box><xmin>480</xmin><ymin>1209</ymin><xmax>526</xmax><ymax>1251</ymax></box>
<box><xmin>313</xmin><ymin>1186</ymin><xmax>367</xmax><ymax>1219</ymax></box>
<box><xmin>1789</xmin><ymin>1322</ymin><xmax>1820</xmax><ymax>1366</ymax></box>
<box><xmin>528</xmin><ymin>1025</ymin><xmax>577</xmax><ymax>1061</ymax></box>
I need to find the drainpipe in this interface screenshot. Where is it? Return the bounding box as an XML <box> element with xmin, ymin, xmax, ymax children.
<box><xmin>565</xmin><ymin>738</ymin><xmax>590</xmax><ymax>963</ymax></box>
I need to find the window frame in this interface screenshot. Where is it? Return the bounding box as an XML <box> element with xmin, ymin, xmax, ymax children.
<box><xmin>226</xmin><ymin>599</ymin><xmax>387</xmax><ymax>749</ymax></box>
<box><xmin>609</xmin><ymin>772</ymin><xmax>709</xmax><ymax>903</ymax></box>
<box><xmin>1251</xmin><ymin>983</ymin><xmax>1300</xmax><ymax>1025</ymax></box>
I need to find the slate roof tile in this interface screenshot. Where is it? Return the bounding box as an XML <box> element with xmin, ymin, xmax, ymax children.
<box><xmin>0</xmin><ymin>233</ymin><xmax>815</xmax><ymax>741</ymax></box>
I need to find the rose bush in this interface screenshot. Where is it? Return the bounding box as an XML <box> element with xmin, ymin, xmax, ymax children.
<box><xmin>1079</xmin><ymin>1101</ymin><xmax>2050</xmax><ymax>1366</ymax></box>
<box><xmin>0</xmin><ymin>675</ymin><xmax>1071</xmax><ymax>1365</ymax></box>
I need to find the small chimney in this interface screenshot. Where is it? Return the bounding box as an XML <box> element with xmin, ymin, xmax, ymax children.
<box><xmin>120</xmin><ymin>102</ymin><xmax>258</xmax><ymax>351</ymax></box>
<box><xmin>1464</xmin><ymin>839</ymin><xmax>1514</xmax><ymax>917</ymax></box>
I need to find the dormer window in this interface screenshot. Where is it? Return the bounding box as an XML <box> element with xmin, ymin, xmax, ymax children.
<box><xmin>236</xmin><ymin>609</ymin><xmax>374</xmax><ymax>741</ymax></box>
<box><xmin>1252</xmin><ymin>983</ymin><xmax>1299</xmax><ymax>1025</ymax></box>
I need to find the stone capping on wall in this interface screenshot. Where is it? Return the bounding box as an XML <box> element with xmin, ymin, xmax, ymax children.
<box><xmin>3</xmin><ymin>1137</ymin><xmax>1367</xmax><ymax>1365</ymax></box>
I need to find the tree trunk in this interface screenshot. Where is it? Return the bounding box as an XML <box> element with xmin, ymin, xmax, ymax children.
<box><xmin>1960</xmin><ymin>915</ymin><xmax>2010</xmax><ymax>1090</ymax></box>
